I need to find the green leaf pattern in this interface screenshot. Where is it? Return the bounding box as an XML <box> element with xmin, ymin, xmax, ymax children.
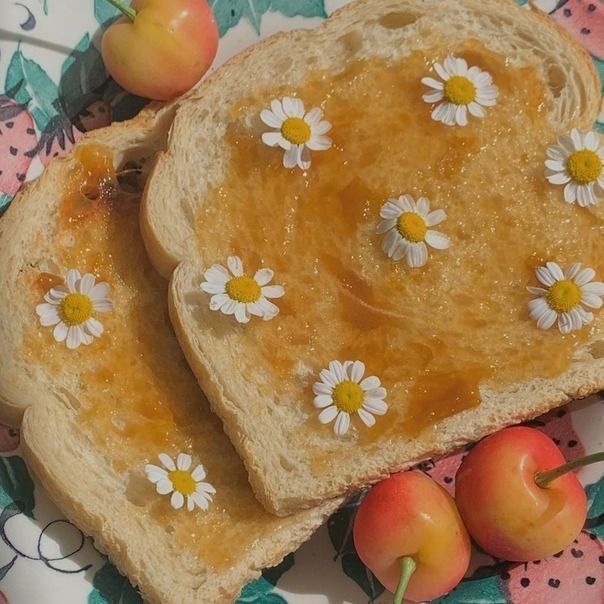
<box><xmin>0</xmin><ymin>457</ymin><xmax>35</xmax><ymax>518</ymax></box>
<box><xmin>211</xmin><ymin>0</ymin><xmax>326</xmax><ymax>36</ymax></box>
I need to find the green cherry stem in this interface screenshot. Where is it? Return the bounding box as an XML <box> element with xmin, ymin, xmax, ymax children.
<box><xmin>103</xmin><ymin>0</ymin><xmax>136</xmax><ymax>21</ymax></box>
<box><xmin>393</xmin><ymin>556</ymin><xmax>417</xmax><ymax>604</ymax></box>
<box><xmin>535</xmin><ymin>451</ymin><xmax>604</xmax><ymax>488</ymax></box>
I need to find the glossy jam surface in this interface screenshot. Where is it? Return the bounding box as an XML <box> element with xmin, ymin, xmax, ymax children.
<box><xmin>25</xmin><ymin>145</ymin><xmax>285</xmax><ymax>568</ymax></box>
<box><xmin>196</xmin><ymin>45</ymin><xmax>604</xmax><ymax>447</ymax></box>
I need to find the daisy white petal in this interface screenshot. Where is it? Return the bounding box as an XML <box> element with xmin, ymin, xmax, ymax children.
<box><xmin>53</xmin><ymin>322</ymin><xmax>68</xmax><ymax>343</ymax></box>
<box><xmin>363</xmin><ymin>398</ymin><xmax>388</xmax><ymax>415</ymax></box>
<box><xmin>283</xmin><ymin>144</ymin><xmax>299</xmax><ymax>169</ymax></box>
<box><xmin>191</xmin><ymin>464</ymin><xmax>206</xmax><ymax>481</ymax></box>
<box><xmin>360</xmin><ymin>376</ymin><xmax>380</xmax><ymax>390</ymax></box>
<box><xmin>197</xmin><ymin>481</ymin><xmax>216</xmax><ymax>496</ymax></box>
<box><xmin>270</xmin><ymin>99</ymin><xmax>287</xmax><ymax>121</ymax></box>
<box><xmin>158</xmin><ymin>453</ymin><xmax>176</xmax><ymax>470</ymax></box>
<box><xmin>189</xmin><ymin>492</ymin><xmax>208</xmax><ymax>511</ymax></box>
<box><xmin>408</xmin><ymin>242</ymin><xmax>428</xmax><ymax>268</ymax></box>
<box><xmin>318</xmin><ymin>405</ymin><xmax>338</xmax><ymax>424</ymax></box>
<box><xmin>425</xmin><ymin>230</ymin><xmax>450</xmax><ymax>250</ymax></box>
<box><xmin>201</xmin><ymin>281</ymin><xmax>227</xmax><ymax>294</ymax></box>
<box><xmin>65</xmin><ymin>269</ymin><xmax>80</xmax><ymax>292</ymax></box>
<box><xmin>334</xmin><ymin>411</ymin><xmax>350</xmax><ymax>436</ymax></box>
<box><xmin>254</xmin><ymin>268</ymin><xmax>274</xmax><ymax>286</ymax></box>
<box><xmin>349</xmin><ymin>361</ymin><xmax>365</xmax><ymax>383</ymax></box>
<box><xmin>329</xmin><ymin>360</ymin><xmax>346</xmax><ymax>382</ymax></box>
<box><xmin>547</xmin><ymin>171</ymin><xmax>571</xmax><ymax>185</ymax></box>
<box><xmin>260</xmin><ymin>109</ymin><xmax>282</xmax><ymax>128</ymax></box>
<box><xmin>227</xmin><ymin>256</ymin><xmax>243</xmax><ymax>276</ymax></box>
<box><xmin>261</xmin><ymin>285</ymin><xmax>285</xmax><ymax>298</ymax></box>
<box><xmin>144</xmin><ymin>464</ymin><xmax>167</xmax><ymax>483</ymax></box>
<box><xmin>262</xmin><ymin>131</ymin><xmax>284</xmax><ymax>147</ymax></box>
<box><xmin>171</xmin><ymin>491</ymin><xmax>184</xmax><ymax>510</ymax></box>
<box><xmin>234</xmin><ymin>303</ymin><xmax>251</xmax><ymax>324</ymax></box>
<box><xmin>357</xmin><ymin>409</ymin><xmax>376</xmax><ymax>427</ymax></box>
<box><xmin>156</xmin><ymin>479</ymin><xmax>173</xmax><ymax>495</ymax></box>
<box><xmin>66</xmin><ymin>326</ymin><xmax>82</xmax><ymax>350</ymax></box>
<box><xmin>426</xmin><ymin>209</ymin><xmax>446</xmax><ymax>226</ymax></box>
<box><xmin>84</xmin><ymin>318</ymin><xmax>103</xmax><ymax>338</ymax></box>
<box><xmin>176</xmin><ymin>453</ymin><xmax>192</xmax><ymax>471</ymax></box>
<box><xmin>582</xmin><ymin>281</ymin><xmax>604</xmax><ymax>296</ymax></box>
<box><xmin>314</xmin><ymin>394</ymin><xmax>333</xmax><ymax>408</ymax></box>
<box><xmin>79</xmin><ymin>273</ymin><xmax>95</xmax><ymax>295</ymax></box>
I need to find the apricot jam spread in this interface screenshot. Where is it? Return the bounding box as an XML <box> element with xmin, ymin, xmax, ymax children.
<box><xmin>195</xmin><ymin>44</ymin><xmax>604</xmax><ymax>444</ymax></box>
<box><xmin>25</xmin><ymin>145</ymin><xmax>287</xmax><ymax>568</ymax></box>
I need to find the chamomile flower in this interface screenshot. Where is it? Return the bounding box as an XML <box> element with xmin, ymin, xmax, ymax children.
<box><xmin>200</xmin><ymin>256</ymin><xmax>285</xmax><ymax>324</ymax></box>
<box><xmin>545</xmin><ymin>129</ymin><xmax>604</xmax><ymax>206</ymax></box>
<box><xmin>313</xmin><ymin>360</ymin><xmax>388</xmax><ymax>436</ymax></box>
<box><xmin>35</xmin><ymin>269</ymin><xmax>112</xmax><ymax>350</ymax></box>
<box><xmin>377</xmin><ymin>194</ymin><xmax>450</xmax><ymax>268</ymax></box>
<box><xmin>145</xmin><ymin>453</ymin><xmax>216</xmax><ymax>512</ymax></box>
<box><xmin>260</xmin><ymin>96</ymin><xmax>332</xmax><ymax>170</ymax></box>
<box><xmin>422</xmin><ymin>55</ymin><xmax>498</xmax><ymax>126</ymax></box>
<box><xmin>527</xmin><ymin>261</ymin><xmax>604</xmax><ymax>334</ymax></box>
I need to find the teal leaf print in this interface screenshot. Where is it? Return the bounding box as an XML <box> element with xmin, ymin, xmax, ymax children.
<box><xmin>327</xmin><ymin>493</ymin><xmax>385</xmax><ymax>602</ymax></box>
<box><xmin>59</xmin><ymin>35</ymin><xmax>108</xmax><ymax>119</ymax></box>
<box><xmin>0</xmin><ymin>456</ymin><xmax>35</xmax><ymax>518</ymax></box>
<box><xmin>434</xmin><ymin>574</ymin><xmax>507</xmax><ymax>603</ymax></box>
<box><xmin>236</xmin><ymin>576</ymin><xmax>287</xmax><ymax>603</ymax></box>
<box><xmin>211</xmin><ymin>0</ymin><xmax>327</xmax><ymax>37</ymax></box>
<box><xmin>88</xmin><ymin>562</ymin><xmax>142</xmax><ymax>604</ymax></box>
<box><xmin>94</xmin><ymin>0</ymin><xmax>120</xmax><ymax>26</ymax></box>
<box><xmin>5</xmin><ymin>49</ymin><xmax>60</xmax><ymax>132</ymax></box>
<box><xmin>39</xmin><ymin>0</ymin><xmax>49</xmax><ymax>15</ymax></box>
<box><xmin>585</xmin><ymin>477</ymin><xmax>604</xmax><ymax>538</ymax></box>
<box><xmin>0</xmin><ymin>194</ymin><xmax>12</xmax><ymax>215</ymax></box>
<box><xmin>269</xmin><ymin>0</ymin><xmax>327</xmax><ymax>20</ymax></box>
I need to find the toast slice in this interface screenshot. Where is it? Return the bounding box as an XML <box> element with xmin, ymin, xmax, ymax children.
<box><xmin>0</xmin><ymin>107</ymin><xmax>340</xmax><ymax>603</ymax></box>
<box><xmin>141</xmin><ymin>0</ymin><xmax>604</xmax><ymax>515</ymax></box>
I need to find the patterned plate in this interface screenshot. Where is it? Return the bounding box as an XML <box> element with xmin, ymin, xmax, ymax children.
<box><xmin>0</xmin><ymin>1</ymin><xmax>603</xmax><ymax>603</ymax></box>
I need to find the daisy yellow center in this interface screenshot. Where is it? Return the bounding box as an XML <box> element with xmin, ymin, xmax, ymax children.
<box><xmin>547</xmin><ymin>280</ymin><xmax>582</xmax><ymax>313</ymax></box>
<box><xmin>332</xmin><ymin>380</ymin><xmax>364</xmax><ymax>413</ymax></box>
<box><xmin>59</xmin><ymin>293</ymin><xmax>93</xmax><ymax>326</ymax></box>
<box><xmin>226</xmin><ymin>275</ymin><xmax>261</xmax><ymax>303</ymax></box>
<box><xmin>281</xmin><ymin>117</ymin><xmax>311</xmax><ymax>145</ymax></box>
<box><xmin>397</xmin><ymin>212</ymin><xmax>427</xmax><ymax>243</ymax></box>
<box><xmin>168</xmin><ymin>470</ymin><xmax>196</xmax><ymax>496</ymax></box>
<box><xmin>566</xmin><ymin>150</ymin><xmax>602</xmax><ymax>184</ymax></box>
<box><xmin>443</xmin><ymin>76</ymin><xmax>476</xmax><ymax>105</ymax></box>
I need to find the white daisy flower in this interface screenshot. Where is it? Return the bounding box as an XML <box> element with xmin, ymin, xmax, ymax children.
<box><xmin>260</xmin><ymin>96</ymin><xmax>332</xmax><ymax>170</ymax></box>
<box><xmin>200</xmin><ymin>256</ymin><xmax>285</xmax><ymax>324</ymax></box>
<box><xmin>35</xmin><ymin>269</ymin><xmax>112</xmax><ymax>350</ymax></box>
<box><xmin>145</xmin><ymin>453</ymin><xmax>216</xmax><ymax>512</ymax></box>
<box><xmin>545</xmin><ymin>129</ymin><xmax>604</xmax><ymax>206</ymax></box>
<box><xmin>313</xmin><ymin>360</ymin><xmax>388</xmax><ymax>436</ymax></box>
<box><xmin>527</xmin><ymin>261</ymin><xmax>604</xmax><ymax>334</ymax></box>
<box><xmin>421</xmin><ymin>55</ymin><xmax>498</xmax><ymax>126</ymax></box>
<box><xmin>377</xmin><ymin>194</ymin><xmax>450</xmax><ymax>268</ymax></box>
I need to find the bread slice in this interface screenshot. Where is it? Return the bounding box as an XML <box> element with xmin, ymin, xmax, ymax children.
<box><xmin>0</xmin><ymin>107</ymin><xmax>340</xmax><ymax>603</ymax></box>
<box><xmin>141</xmin><ymin>0</ymin><xmax>604</xmax><ymax>515</ymax></box>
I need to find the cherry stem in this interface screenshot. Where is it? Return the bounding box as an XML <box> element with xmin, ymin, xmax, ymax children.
<box><xmin>103</xmin><ymin>0</ymin><xmax>136</xmax><ymax>21</ymax></box>
<box><xmin>535</xmin><ymin>451</ymin><xmax>604</xmax><ymax>488</ymax></box>
<box><xmin>393</xmin><ymin>556</ymin><xmax>417</xmax><ymax>604</ymax></box>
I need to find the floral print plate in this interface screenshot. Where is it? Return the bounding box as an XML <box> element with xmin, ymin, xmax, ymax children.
<box><xmin>0</xmin><ymin>1</ymin><xmax>603</xmax><ymax>603</ymax></box>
